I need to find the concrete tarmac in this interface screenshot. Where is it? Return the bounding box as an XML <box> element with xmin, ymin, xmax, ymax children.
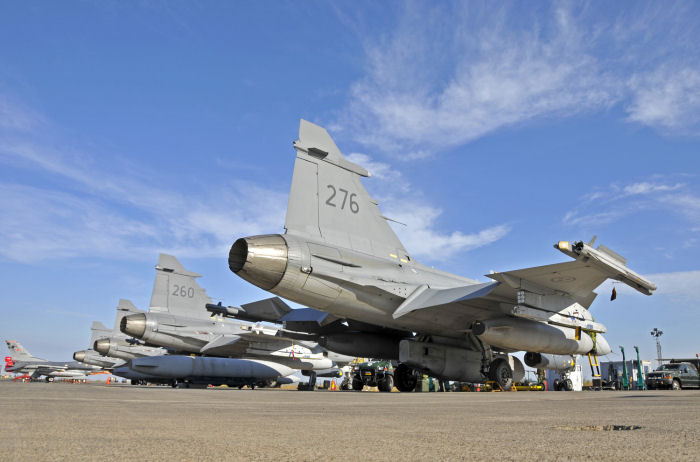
<box><xmin>1</xmin><ymin>382</ymin><xmax>698</xmax><ymax>461</ymax></box>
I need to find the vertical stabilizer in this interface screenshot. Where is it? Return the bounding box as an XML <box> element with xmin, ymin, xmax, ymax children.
<box><xmin>286</xmin><ymin>120</ymin><xmax>408</xmax><ymax>260</ymax></box>
<box><xmin>148</xmin><ymin>254</ymin><xmax>212</xmax><ymax>318</ymax></box>
<box><xmin>90</xmin><ymin>322</ymin><xmax>111</xmax><ymax>346</ymax></box>
<box><xmin>5</xmin><ymin>340</ymin><xmax>40</xmax><ymax>361</ymax></box>
<box><xmin>114</xmin><ymin>299</ymin><xmax>143</xmax><ymax>334</ymax></box>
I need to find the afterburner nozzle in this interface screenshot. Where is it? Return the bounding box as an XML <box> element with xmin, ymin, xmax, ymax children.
<box><xmin>93</xmin><ymin>338</ymin><xmax>112</xmax><ymax>355</ymax></box>
<box><xmin>229</xmin><ymin>235</ymin><xmax>288</xmax><ymax>290</ymax></box>
<box><xmin>121</xmin><ymin>313</ymin><xmax>147</xmax><ymax>339</ymax></box>
<box><xmin>73</xmin><ymin>350</ymin><xmax>86</xmax><ymax>362</ymax></box>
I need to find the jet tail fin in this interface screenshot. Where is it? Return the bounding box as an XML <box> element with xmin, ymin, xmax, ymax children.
<box><xmin>90</xmin><ymin>321</ymin><xmax>111</xmax><ymax>346</ymax></box>
<box><xmin>114</xmin><ymin>299</ymin><xmax>144</xmax><ymax>334</ymax></box>
<box><xmin>88</xmin><ymin>321</ymin><xmax>112</xmax><ymax>348</ymax></box>
<box><xmin>285</xmin><ymin>120</ymin><xmax>409</xmax><ymax>261</ymax></box>
<box><xmin>5</xmin><ymin>340</ymin><xmax>40</xmax><ymax>361</ymax></box>
<box><xmin>148</xmin><ymin>254</ymin><xmax>212</xmax><ymax>318</ymax></box>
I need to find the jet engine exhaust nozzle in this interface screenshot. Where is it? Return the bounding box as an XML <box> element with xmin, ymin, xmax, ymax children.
<box><xmin>93</xmin><ymin>338</ymin><xmax>112</xmax><ymax>356</ymax></box>
<box><xmin>121</xmin><ymin>313</ymin><xmax>147</xmax><ymax>339</ymax></box>
<box><xmin>73</xmin><ymin>350</ymin><xmax>86</xmax><ymax>362</ymax></box>
<box><xmin>229</xmin><ymin>235</ymin><xmax>288</xmax><ymax>290</ymax></box>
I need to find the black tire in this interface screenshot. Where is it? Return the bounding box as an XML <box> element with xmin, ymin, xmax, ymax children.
<box><xmin>563</xmin><ymin>379</ymin><xmax>573</xmax><ymax>391</ymax></box>
<box><xmin>351</xmin><ymin>378</ymin><xmax>364</xmax><ymax>391</ymax></box>
<box><xmin>672</xmin><ymin>379</ymin><xmax>681</xmax><ymax>390</ymax></box>
<box><xmin>488</xmin><ymin>359</ymin><xmax>513</xmax><ymax>390</ymax></box>
<box><xmin>339</xmin><ymin>380</ymin><xmax>349</xmax><ymax>391</ymax></box>
<box><xmin>378</xmin><ymin>375</ymin><xmax>394</xmax><ymax>392</ymax></box>
<box><xmin>395</xmin><ymin>363</ymin><xmax>418</xmax><ymax>392</ymax></box>
<box><xmin>553</xmin><ymin>379</ymin><xmax>561</xmax><ymax>391</ymax></box>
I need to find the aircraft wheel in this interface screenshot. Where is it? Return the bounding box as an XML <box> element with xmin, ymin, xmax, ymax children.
<box><xmin>395</xmin><ymin>363</ymin><xmax>418</xmax><ymax>392</ymax></box>
<box><xmin>378</xmin><ymin>375</ymin><xmax>394</xmax><ymax>392</ymax></box>
<box><xmin>489</xmin><ymin>359</ymin><xmax>513</xmax><ymax>390</ymax></box>
<box><xmin>563</xmin><ymin>379</ymin><xmax>573</xmax><ymax>391</ymax></box>
<box><xmin>351</xmin><ymin>378</ymin><xmax>364</xmax><ymax>391</ymax></box>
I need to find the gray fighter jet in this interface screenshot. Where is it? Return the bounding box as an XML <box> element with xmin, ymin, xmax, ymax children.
<box><xmin>119</xmin><ymin>254</ymin><xmax>350</xmax><ymax>386</ymax></box>
<box><xmin>227</xmin><ymin>119</ymin><xmax>657</xmax><ymax>391</ymax></box>
<box><xmin>73</xmin><ymin>321</ymin><xmax>124</xmax><ymax>369</ymax></box>
<box><xmin>4</xmin><ymin>340</ymin><xmax>100</xmax><ymax>381</ymax></box>
<box><xmin>92</xmin><ymin>299</ymin><xmax>169</xmax><ymax>361</ymax></box>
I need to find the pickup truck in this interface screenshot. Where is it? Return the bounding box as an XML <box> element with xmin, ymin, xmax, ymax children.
<box><xmin>646</xmin><ymin>362</ymin><xmax>700</xmax><ymax>390</ymax></box>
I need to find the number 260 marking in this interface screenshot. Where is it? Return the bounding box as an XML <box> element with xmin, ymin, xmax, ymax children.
<box><xmin>172</xmin><ymin>285</ymin><xmax>195</xmax><ymax>298</ymax></box>
<box><xmin>325</xmin><ymin>185</ymin><xmax>359</xmax><ymax>213</ymax></box>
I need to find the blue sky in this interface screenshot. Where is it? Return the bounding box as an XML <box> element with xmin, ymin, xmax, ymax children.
<box><xmin>1</xmin><ymin>1</ymin><xmax>698</xmax><ymax>366</ymax></box>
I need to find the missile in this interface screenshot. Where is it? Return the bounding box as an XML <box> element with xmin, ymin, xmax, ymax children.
<box><xmin>129</xmin><ymin>355</ymin><xmax>296</xmax><ymax>380</ymax></box>
<box><xmin>206</xmin><ymin>302</ymin><xmax>245</xmax><ymax>318</ymax></box>
<box><xmin>206</xmin><ymin>297</ymin><xmax>291</xmax><ymax>323</ymax></box>
<box><xmin>555</xmin><ymin>240</ymin><xmax>656</xmax><ymax>295</ymax></box>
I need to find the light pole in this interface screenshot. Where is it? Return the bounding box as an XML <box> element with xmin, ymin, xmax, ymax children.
<box><xmin>651</xmin><ymin>328</ymin><xmax>663</xmax><ymax>366</ymax></box>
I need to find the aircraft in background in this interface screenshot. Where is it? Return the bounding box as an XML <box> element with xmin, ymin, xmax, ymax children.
<box><xmin>227</xmin><ymin>119</ymin><xmax>656</xmax><ymax>391</ymax></box>
<box><xmin>4</xmin><ymin>340</ymin><xmax>101</xmax><ymax>382</ymax></box>
<box><xmin>72</xmin><ymin>321</ymin><xmax>124</xmax><ymax>369</ymax></box>
<box><xmin>91</xmin><ymin>299</ymin><xmax>169</xmax><ymax>361</ymax></box>
<box><xmin>119</xmin><ymin>254</ymin><xmax>351</xmax><ymax>387</ymax></box>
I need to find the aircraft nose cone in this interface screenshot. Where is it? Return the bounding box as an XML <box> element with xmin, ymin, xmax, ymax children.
<box><xmin>73</xmin><ymin>351</ymin><xmax>86</xmax><ymax>362</ymax></box>
<box><xmin>94</xmin><ymin>339</ymin><xmax>111</xmax><ymax>355</ymax></box>
<box><xmin>121</xmin><ymin>313</ymin><xmax>147</xmax><ymax>338</ymax></box>
<box><xmin>229</xmin><ymin>235</ymin><xmax>288</xmax><ymax>290</ymax></box>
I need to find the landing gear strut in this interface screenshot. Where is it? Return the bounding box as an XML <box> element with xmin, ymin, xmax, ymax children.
<box><xmin>305</xmin><ymin>371</ymin><xmax>317</xmax><ymax>391</ymax></box>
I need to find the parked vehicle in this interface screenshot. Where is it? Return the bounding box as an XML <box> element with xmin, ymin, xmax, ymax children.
<box><xmin>646</xmin><ymin>362</ymin><xmax>699</xmax><ymax>390</ymax></box>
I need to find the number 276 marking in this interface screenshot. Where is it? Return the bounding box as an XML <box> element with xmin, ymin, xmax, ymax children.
<box><xmin>325</xmin><ymin>185</ymin><xmax>359</xmax><ymax>213</ymax></box>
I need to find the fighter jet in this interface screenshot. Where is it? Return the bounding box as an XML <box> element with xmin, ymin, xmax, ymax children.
<box><xmin>92</xmin><ymin>299</ymin><xmax>169</xmax><ymax>361</ymax></box>
<box><xmin>72</xmin><ymin>321</ymin><xmax>124</xmax><ymax>369</ymax></box>
<box><xmin>4</xmin><ymin>340</ymin><xmax>100</xmax><ymax>382</ymax></box>
<box><xmin>119</xmin><ymin>254</ymin><xmax>350</xmax><ymax>387</ymax></box>
<box><xmin>227</xmin><ymin>119</ymin><xmax>657</xmax><ymax>391</ymax></box>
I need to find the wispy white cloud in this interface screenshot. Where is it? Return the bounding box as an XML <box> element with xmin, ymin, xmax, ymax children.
<box><xmin>0</xmin><ymin>93</ymin><xmax>43</xmax><ymax>132</ymax></box>
<box><xmin>627</xmin><ymin>68</ymin><xmax>700</xmax><ymax>134</ymax></box>
<box><xmin>0</xmin><ymin>101</ymin><xmax>287</xmax><ymax>262</ymax></box>
<box><xmin>348</xmin><ymin>152</ymin><xmax>510</xmax><ymax>260</ymax></box>
<box><xmin>564</xmin><ymin>178</ymin><xmax>700</xmax><ymax>228</ymax></box>
<box><xmin>604</xmin><ymin>270</ymin><xmax>700</xmax><ymax>304</ymax></box>
<box><xmin>346</xmin><ymin>153</ymin><xmax>394</xmax><ymax>181</ymax></box>
<box><xmin>622</xmin><ymin>182</ymin><xmax>684</xmax><ymax>196</ymax></box>
<box><xmin>338</xmin><ymin>2</ymin><xmax>700</xmax><ymax>157</ymax></box>
<box><xmin>0</xmin><ymin>92</ymin><xmax>503</xmax><ymax>264</ymax></box>
<box><xmin>646</xmin><ymin>270</ymin><xmax>700</xmax><ymax>300</ymax></box>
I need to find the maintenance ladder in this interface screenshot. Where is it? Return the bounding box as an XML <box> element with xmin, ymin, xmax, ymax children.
<box><xmin>588</xmin><ymin>353</ymin><xmax>602</xmax><ymax>390</ymax></box>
